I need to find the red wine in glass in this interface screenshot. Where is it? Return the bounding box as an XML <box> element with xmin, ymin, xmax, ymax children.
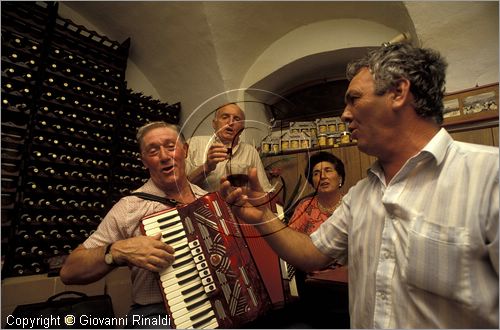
<box><xmin>227</xmin><ymin>173</ymin><xmax>249</xmax><ymax>187</ymax></box>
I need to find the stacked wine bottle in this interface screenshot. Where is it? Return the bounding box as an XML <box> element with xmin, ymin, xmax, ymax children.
<box><xmin>1</xmin><ymin>2</ymin><xmax>181</xmax><ymax>277</ymax></box>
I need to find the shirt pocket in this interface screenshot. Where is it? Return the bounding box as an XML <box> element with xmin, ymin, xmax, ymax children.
<box><xmin>403</xmin><ymin>217</ymin><xmax>472</xmax><ymax>306</ymax></box>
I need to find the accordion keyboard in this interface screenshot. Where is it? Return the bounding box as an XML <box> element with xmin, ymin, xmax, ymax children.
<box><xmin>141</xmin><ymin>193</ymin><xmax>271</xmax><ymax>329</ymax></box>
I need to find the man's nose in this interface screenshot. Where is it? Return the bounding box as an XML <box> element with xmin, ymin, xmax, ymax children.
<box><xmin>341</xmin><ymin>106</ymin><xmax>352</xmax><ymax>124</ymax></box>
<box><xmin>158</xmin><ymin>146</ymin><xmax>170</xmax><ymax>160</ymax></box>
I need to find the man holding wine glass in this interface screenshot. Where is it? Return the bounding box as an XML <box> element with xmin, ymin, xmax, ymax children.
<box><xmin>186</xmin><ymin>102</ymin><xmax>273</xmax><ymax>193</ymax></box>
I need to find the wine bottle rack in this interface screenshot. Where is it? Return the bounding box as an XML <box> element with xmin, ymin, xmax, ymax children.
<box><xmin>1</xmin><ymin>2</ymin><xmax>181</xmax><ymax>278</ymax></box>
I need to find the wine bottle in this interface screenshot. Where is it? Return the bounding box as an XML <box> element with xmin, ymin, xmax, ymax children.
<box><xmin>15</xmin><ymin>246</ymin><xmax>28</xmax><ymax>258</ymax></box>
<box><xmin>34</xmin><ymin>229</ymin><xmax>48</xmax><ymax>241</ymax></box>
<box><xmin>65</xmin><ymin>229</ymin><xmax>77</xmax><ymax>240</ymax></box>
<box><xmin>49</xmin><ymin>245</ymin><xmax>60</xmax><ymax>256</ymax></box>
<box><xmin>30</xmin><ymin>262</ymin><xmax>43</xmax><ymax>274</ymax></box>
<box><xmin>30</xmin><ymin>246</ymin><xmax>45</xmax><ymax>257</ymax></box>
<box><xmin>49</xmin><ymin>229</ymin><xmax>61</xmax><ymax>239</ymax></box>
<box><xmin>13</xmin><ymin>264</ymin><xmax>25</xmax><ymax>275</ymax></box>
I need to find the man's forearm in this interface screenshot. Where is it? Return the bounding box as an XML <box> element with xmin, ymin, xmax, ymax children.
<box><xmin>187</xmin><ymin>163</ymin><xmax>209</xmax><ymax>186</ymax></box>
<box><xmin>253</xmin><ymin>208</ymin><xmax>331</xmax><ymax>272</ymax></box>
<box><xmin>59</xmin><ymin>245</ymin><xmax>113</xmax><ymax>285</ymax></box>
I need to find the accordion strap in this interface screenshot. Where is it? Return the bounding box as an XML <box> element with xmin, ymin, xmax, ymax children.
<box><xmin>129</xmin><ymin>192</ymin><xmax>180</xmax><ymax>207</ymax></box>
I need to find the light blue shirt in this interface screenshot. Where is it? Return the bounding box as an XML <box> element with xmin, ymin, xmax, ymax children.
<box><xmin>311</xmin><ymin>128</ymin><xmax>499</xmax><ymax>328</ymax></box>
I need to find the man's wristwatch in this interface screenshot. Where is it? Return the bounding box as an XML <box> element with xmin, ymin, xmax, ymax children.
<box><xmin>104</xmin><ymin>244</ymin><xmax>117</xmax><ymax>266</ymax></box>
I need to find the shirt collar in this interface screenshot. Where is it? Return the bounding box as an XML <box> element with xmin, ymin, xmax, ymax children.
<box><xmin>420</xmin><ymin>127</ymin><xmax>452</xmax><ymax>166</ymax></box>
<box><xmin>368</xmin><ymin>127</ymin><xmax>452</xmax><ymax>178</ymax></box>
<box><xmin>140</xmin><ymin>178</ymin><xmax>206</xmax><ymax>198</ymax></box>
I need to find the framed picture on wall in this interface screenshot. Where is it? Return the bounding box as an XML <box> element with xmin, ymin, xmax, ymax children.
<box><xmin>443</xmin><ymin>83</ymin><xmax>498</xmax><ymax>126</ymax></box>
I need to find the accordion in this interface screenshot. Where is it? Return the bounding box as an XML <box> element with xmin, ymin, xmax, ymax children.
<box><xmin>140</xmin><ymin>192</ymin><xmax>296</xmax><ymax>329</ymax></box>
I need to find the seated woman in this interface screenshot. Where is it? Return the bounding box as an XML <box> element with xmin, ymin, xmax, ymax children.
<box><xmin>287</xmin><ymin>151</ymin><xmax>349</xmax><ymax>328</ymax></box>
<box><xmin>288</xmin><ymin>151</ymin><xmax>345</xmax><ymax>235</ymax></box>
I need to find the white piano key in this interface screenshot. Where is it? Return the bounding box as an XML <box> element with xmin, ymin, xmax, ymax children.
<box><xmin>144</xmin><ymin>221</ymin><xmax>183</xmax><ymax>236</ymax></box>
<box><xmin>143</xmin><ymin>215</ymin><xmax>182</xmax><ymax>232</ymax></box>
<box><xmin>164</xmin><ymin>280</ymin><xmax>203</xmax><ymax>300</ymax></box>
<box><xmin>142</xmin><ymin>210</ymin><xmax>179</xmax><ymax>226</ymax></box>
<box><xmin>176</xmin><ymin>303</ymin><xmax>216</xmax><ymax>328</ymax></box>
<box><xmin>161</xmin><ymin>263</ymin><xmax>198</xmax><ymax>287</ymax></box>
<box><xmin>168</xmin><ymin>285</ymin><xmax>205</xmax><ymax>306</ymax></box>
<box><xmin>161</xmin><ymin>264</ymin><xmax>198</xmax><ymax>287</ymax></box>
<box><xmin>170</xmin><ymin>291</ymin><xmax>210</xmax><ymax>315</ymax></box>
<box><xmin>172</xmin><ymin>299</ymin><xmax>213</xmax><ymax>325</ymax></box>
<box><xmin>187</xmin><ymin>310</ymin><xmax>219</xmax><ymax>329</ymax></box>
<box><xmin>168</xmin><ymin>238</ymin><xmax>189</xmax><ymax>250</ymax></box>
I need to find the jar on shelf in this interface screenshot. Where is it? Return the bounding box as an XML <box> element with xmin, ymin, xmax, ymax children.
<box><xmin>340</xmin><ymin>131</ymin><xmax>351</xmax><ymax>144</ymax></box>
<box><xmin>262</xmin><ymin>141</ymin><xmax>271</xmax><ymax>153</ymax></box>
<box><xmin>310</xmin><ymin>127</ymin><xmax>317</xmax><ymax>138</ymax></box>
<box><xmin>271</xmin><ymin>143</ymin><xmax>280</xmax><ymax>154</ymax></box>
<box><xmin>281</xmin><ymin>140</ymin><xmax>290</xmax><ymax>151</ymax></box>
<box><xmin>327</xmin><ymin>134</ymin><xmax>335</xmax><ymax>146</ymax></box>
<box><xmin>318</xmin><ymin>134</ymin><xmax>327</xmax><ymax>147</ymax></box>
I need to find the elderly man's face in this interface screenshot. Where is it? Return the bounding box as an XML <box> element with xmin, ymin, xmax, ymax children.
<box><xmin>341</xmin><ymin>68</ymin><xmax>394</xmax><ymax>156</ymax></box>
<box><xmin>140</xmin><ymin>126</ymin><xmax>188</xmax><ymax>191</ymax></box>
<box><xmin>212</xmin><ymin>104</ymin><xmax>245</xmax><ymax>145</ymax></box>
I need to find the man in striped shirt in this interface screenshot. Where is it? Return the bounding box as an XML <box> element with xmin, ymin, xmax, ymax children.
<box><xmin>221</xmin><ymin>43</ymin><xmax>498</xmax><ymax>328</ymax></box>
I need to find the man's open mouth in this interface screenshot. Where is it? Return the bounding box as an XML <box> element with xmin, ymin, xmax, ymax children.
<box><xmin>161</xmin><ymin>164</ymin><xmax>174</xmax><ymax>173</ymax></box>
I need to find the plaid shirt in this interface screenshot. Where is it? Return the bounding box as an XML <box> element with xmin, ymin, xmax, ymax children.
<box><xmin>83</xmin><ymin>179</ymin><xmax>207</xmax><ymax>305</ymax></box>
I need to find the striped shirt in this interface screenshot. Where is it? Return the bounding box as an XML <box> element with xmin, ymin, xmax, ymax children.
<box><xmin>311</xmin><ymin>128</ymin><xmax>499</xmax><ymax>328</ymax></box>
<box><xmin>83</xmin><ymin>179</ymin><xmax>207</xmax><ymax>305</ymax></box>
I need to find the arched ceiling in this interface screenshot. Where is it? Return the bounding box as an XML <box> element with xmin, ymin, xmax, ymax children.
<box><xmin>60</xmin><ymin>1</ymin><xmax>498</xmax><ymax>130</ymax></box>
<box><xmin>60</xmin><ymin>2</ymin><xmax>412</xmax><ymax>112</ymax></box>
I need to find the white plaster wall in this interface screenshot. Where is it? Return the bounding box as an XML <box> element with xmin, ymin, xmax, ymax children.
<box><xmin>239</xmin><ymin>19</ymin><xmax>402</xmax><ymax>145</ymax></box>
<box><xmin>241</xmin><ymin>19</ymin><xmax>401</xmax><ymax>89</ymax></box>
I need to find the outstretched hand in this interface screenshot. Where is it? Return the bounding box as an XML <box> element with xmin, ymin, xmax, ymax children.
<box><xmin>220</xmin><ymin>167</ymin><xmax>270</xmax><ymax>224</ymax></box>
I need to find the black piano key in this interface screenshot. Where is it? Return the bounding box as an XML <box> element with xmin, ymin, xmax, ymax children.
<box><xmin>181</xmin><ymin>282</ymin><xmax>203</xmax><ymax>296</ymax></box>
<box><xmin>192</xmin><ymin>313</ymin><xmax>217</xmax><ymax>328</ymax></box>
<box><xmin>159</xmin><ymin>218</ymin><xmax>182</xmax><ymax>230</ymax></box>
<box><xmin>184</xmin><ymin>289</ymin><xmax>205</xmax><ymax>304</ymax></box>
<box><xmin>157</xmin><ymin>213</ymin><xmax>179</xmax><ymax>224</ymax></box>
<box><xmin>162</xmin><ymin>227</ymin><xmax>184</xmax><ymax>240</ymax></box>
<box><xmin>173</xmin><ymin>257</ymin><xmax>194</xmax><ymax>269</ymax></box>
<box><xmin>179</xmin><ymin>273</ymin><xmax>199</xmax><ymax>286</ymax></box>
<box><xmin>175</xmin><ymin>249</ymin><xmax>191</xmax><ymax>260</ymax></box>
<box><xmin>187</xmin><ymin>296</ymin><xmax>210</xmax><ymax>311</ymax></box>
<box><xmin>164</xmin><ymin>233</ymin><xmax>186</xmax><ymax>245</ymax></box>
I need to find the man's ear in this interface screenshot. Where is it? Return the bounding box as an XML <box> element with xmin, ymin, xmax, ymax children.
<box><xmin>183</xmin><ymin>142</ymin><xmax>189</xmax><ymax>158</ymax></box>
<box><xmin>140</xmin><ymin>155</ymin><xmax>149</xmax><ymax>169</ymax></box>
<box><xmin>390</xmin><ymin>78</ymin><xmax>411</xmax><ymax>110</ymax></box>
